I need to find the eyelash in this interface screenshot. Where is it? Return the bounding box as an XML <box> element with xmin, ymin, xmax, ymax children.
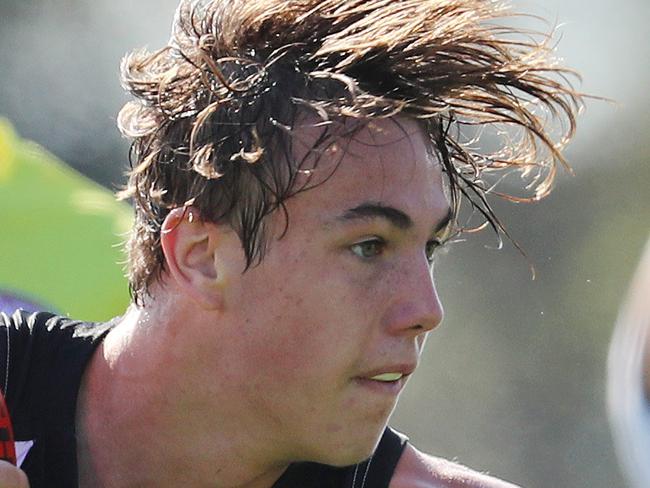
<box><xmin>350</xmin><ymin>238</ymin><xmax>386</xmax><ymax>259</ymax></box>
<box><xmin>350</xmin><ymin>237</ymin><xmax>442</xmax><ymax>264</ymax></box>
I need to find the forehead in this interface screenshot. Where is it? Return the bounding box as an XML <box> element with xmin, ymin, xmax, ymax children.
<box><xmin>284</xmin><ymin>117</ymin><xmax>447</xmax><ymax>224</ymax></box>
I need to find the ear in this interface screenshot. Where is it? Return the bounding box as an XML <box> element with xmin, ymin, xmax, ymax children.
<box><xmin>160</xmin><ymin>207</ymin><xmax>223</xmax><ymax>310</ymax></box>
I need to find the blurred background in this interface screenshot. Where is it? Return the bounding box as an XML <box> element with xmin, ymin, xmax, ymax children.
<box><xmin>1</xmin><ymin>0</ymin><xmax>648</xmax><ymax>486</ymax></box>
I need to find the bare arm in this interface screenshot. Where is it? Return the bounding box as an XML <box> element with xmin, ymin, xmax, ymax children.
<box><xmin>390</xmin><ymin>444</ymin><xmax>522</xmax><ymax>488</ymax></box>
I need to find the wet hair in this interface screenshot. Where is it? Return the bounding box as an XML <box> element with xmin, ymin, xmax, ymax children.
<box><xmin>117</xmin><ymin>0</ymin><xmax>582</xmax><ymax>305</ymax></box>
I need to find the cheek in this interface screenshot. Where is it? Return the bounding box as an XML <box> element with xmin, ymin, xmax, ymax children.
<box><xmin>241</xmin><ymin>269</ymin><xmax>369</xmax><ymax>372</ymax></box>
<box><xmin>234</xmin><ymin>289</ymin><xmax>332</xmax><ymax>375</ymax></box>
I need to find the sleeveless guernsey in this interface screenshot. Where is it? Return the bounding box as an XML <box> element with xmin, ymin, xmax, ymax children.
<box><xmin>0</xmin><ymin>310</ymin><xmax>408</xmax><ymax>487</ymax></box>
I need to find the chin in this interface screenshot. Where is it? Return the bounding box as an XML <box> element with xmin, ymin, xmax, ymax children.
<box><xmin>312</xmin><ymin>427</ymin><xmax>384</xmax><ymax>467</ymax></box>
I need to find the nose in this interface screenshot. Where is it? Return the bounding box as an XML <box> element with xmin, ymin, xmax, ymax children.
<box><xmin>382</xmin><ymin>259</ymin><xmax>444</xmax><ymax>337</ymax></box>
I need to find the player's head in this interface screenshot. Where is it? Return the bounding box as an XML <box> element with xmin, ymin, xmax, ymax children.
<box><xmin>114</xmin><ymin>0</ymin><xmax>582</xmax><ymax>466</ymax></box>
<box><xmin>117</xmin><ymin>0</ymin><xmax>581</xmax><ymax>305</ymax></box>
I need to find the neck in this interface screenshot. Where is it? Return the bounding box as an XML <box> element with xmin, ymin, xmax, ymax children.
<box><xmin>76</xmin><ymin>305</ymin><xmax>289</xmax><ymax>488</ymax></box>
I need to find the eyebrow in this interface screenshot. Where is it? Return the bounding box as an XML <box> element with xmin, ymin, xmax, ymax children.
<box><xmin>336</xmin><ymin>202</ymin><xmax>453</xmax><ymax>234</ymax></box>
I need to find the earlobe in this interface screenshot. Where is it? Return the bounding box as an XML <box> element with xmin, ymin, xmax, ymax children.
<box><xmin>160</xmin><ymin>207</ymin><xmax>223</xmax><ymax>310</ymax></box>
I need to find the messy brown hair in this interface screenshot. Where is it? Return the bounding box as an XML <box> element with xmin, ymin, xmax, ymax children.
<box><xmin>117</xmin><ymin>0</ymin><xmax>582</xmax><ymax>305</ymax></box>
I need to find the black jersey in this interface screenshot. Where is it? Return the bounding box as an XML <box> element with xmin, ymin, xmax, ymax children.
<box><xmin>0</xmin><ymin>310</ymin><xmax>408</xmax><ymax>487</ymax></box>
<box><xmin>0</xmin><ymin>310</ymin><xmax>114</xmax><ymax>487</ymax></box>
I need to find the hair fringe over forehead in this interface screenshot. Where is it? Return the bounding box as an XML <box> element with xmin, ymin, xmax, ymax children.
<box><xmin>117</xmin><ymin>0</ymin><xmax>583</xmax><ymax>304</ymax></box>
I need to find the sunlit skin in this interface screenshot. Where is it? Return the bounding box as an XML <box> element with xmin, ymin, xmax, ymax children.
<box><xmin>209</xmin><ymin>118</ymin><xmax>450</xmax><ymax>463</ymax></box>
<box><xmin>70</xmin><ymin>117</ymin><xmax>520</xmax><ymax>488</ymax></box>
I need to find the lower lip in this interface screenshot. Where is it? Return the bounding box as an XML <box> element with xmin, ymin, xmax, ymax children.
<box><xmin>354</xmin><ymin>377</ymin><xmax>406</xmax><ymax>396</ymax></box>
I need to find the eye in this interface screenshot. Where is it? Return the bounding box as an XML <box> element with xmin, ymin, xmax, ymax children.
<box><xmin>350</xmin><ymin>238</ymin><xmax>386</xmax><ymax>259</ymax></box>
<box><xmin>425</xmin><ymin>239</ymin><xmax>442</xmax><ymax>264</ymax></box>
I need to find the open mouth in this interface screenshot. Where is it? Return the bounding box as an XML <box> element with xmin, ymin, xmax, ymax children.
<box><xmin>369</xmin><ymin>372</ymin><xmax>403</xmax><ymax>382</ymax></box>
<box><xmin>355</xmin><ymin>372</ymin><xmax>410</xmax><ymax>396</ymax></box>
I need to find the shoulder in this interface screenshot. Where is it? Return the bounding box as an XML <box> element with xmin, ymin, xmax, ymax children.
<box><xmin>390</xmin><ymin>443</ymin><xmax>522</xmax><ymax>488</ymax></box>
<box><xmin>0</xmin><ymin>310</ymin><xmax>112</xmax><ymax>405</ymax></box>
<box><xmin>0</xmin><ymin>309</ymin><xmax>57</xmax><ymax>336</ymax></box>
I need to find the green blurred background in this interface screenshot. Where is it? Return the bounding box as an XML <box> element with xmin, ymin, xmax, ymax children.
<box><xmin>1</xmin><ymin>0</ymin><xmax>648</xmax><ymax>486</ymax></box>
<box><xmin>0</xmin><ymin>118</ymin><xmax>132</xmax><ymax>319</ymax></box>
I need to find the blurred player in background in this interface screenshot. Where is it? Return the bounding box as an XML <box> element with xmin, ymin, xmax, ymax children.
<box><xmin>608</xmin><ymin>238</ymin><xmax>650</xmax><ymax>488</ymax></box>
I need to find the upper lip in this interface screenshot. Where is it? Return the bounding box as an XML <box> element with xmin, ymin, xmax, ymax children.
<box><xmin>357</xmin><ymin>363</ymin><xmax>417</xmax><ymax>380</ymax></box>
